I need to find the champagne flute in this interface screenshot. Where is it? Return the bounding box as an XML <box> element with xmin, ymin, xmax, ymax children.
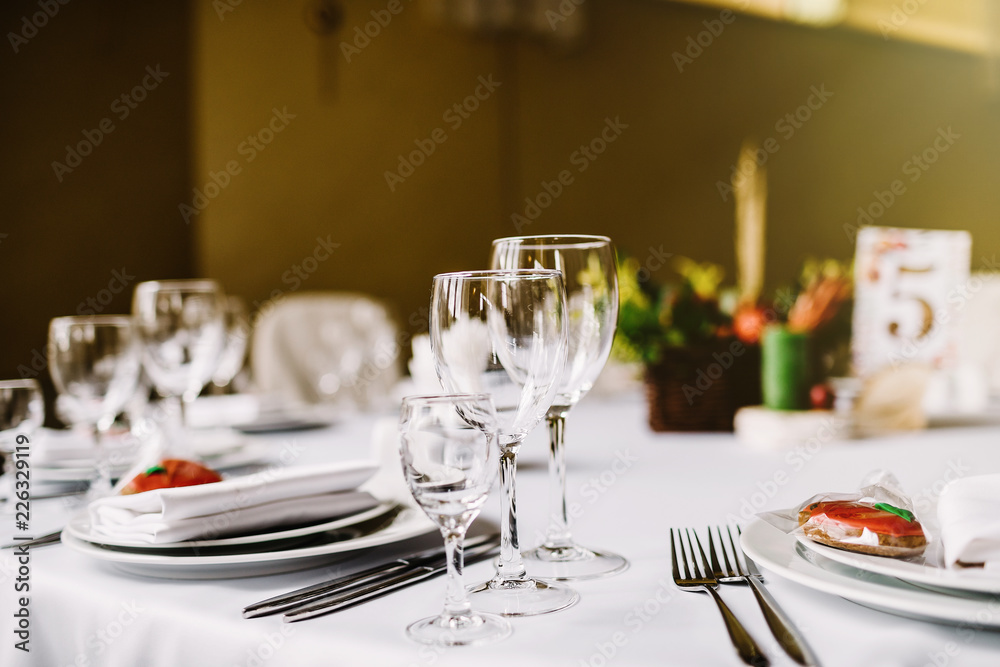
<box><xmin>48</xmin><ymin>316</ymin><xmax>141</xmax><ymax>497</ymax></box>
<box><xmin>131</xmin><ymin>280</ymin><xmax>225</xmax><ymax>454</ymax></box>
<box><xmin>398</xmin><ymin>393</ymin><xmax>511</xmax><ymax>646</ymax></box>
<box><xmin>0</xmin><ymin>379</ymin><xmax>44</xmax><ymax>511</ymax></box>
<box><xmin>430</xmin><ymin>269</ymin><xmax>577</xmax><ymax>616</ymax></box>
<box><xmin>491</xmin><ymin>235</ymin><xmax>628</xmax><ymax>579</ymax></box>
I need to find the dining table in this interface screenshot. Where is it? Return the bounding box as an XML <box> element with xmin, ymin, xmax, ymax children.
<box><xmin>3</xmin><ymin>390</ymin><xmax>1000</xmax><ymax>667</ymax></box>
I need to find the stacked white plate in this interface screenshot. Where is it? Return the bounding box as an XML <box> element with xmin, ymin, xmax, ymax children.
<box><xmin>742</xmin><ymin>520</ymin><xmax>1000</xmax><ymax>627</ymax></box>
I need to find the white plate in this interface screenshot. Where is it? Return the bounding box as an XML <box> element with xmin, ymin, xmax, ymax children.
<box><xmin>742</xmin><ymin>520</ymin><xmax>1000</xmax><ymax>628</ymax></box>
<box><xmin>796</xmin><ymin>535</ymin><xmax>1000</xmax><ymax>595</ymax></box>
<box><xmin>65</xmin><ymin>500</ymin><xmax>397</xmax><ymax>550</ymax></box>
<box><xmin>63</xmin><ymin>505</ymin><xmax>437</xmax><ymax>579</ymax></box>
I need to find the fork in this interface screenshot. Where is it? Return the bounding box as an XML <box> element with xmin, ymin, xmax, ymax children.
<box><xmin>710</xmin><ymin>526</ymin><xmax>821</xmax><ymax>667</ymax></box>
<box><xmin>670</xmin><ymin>528</ymin><xmax>769</xmax><ymax>667</ymax></box>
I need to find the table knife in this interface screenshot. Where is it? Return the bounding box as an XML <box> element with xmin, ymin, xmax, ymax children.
<box><xmin>281</xmin><ymin>537</ymin><xmax>501</xmax><ymax>622</ymax></box>
<box><xmin>741</xmin><ymin>530</ymin><xmax>822</xmax><ymax>667</ymax></box>
<box><xmin>243</xmin><ymin>532</ymin><xmax>499</xmax><ymax>618</ymax></box>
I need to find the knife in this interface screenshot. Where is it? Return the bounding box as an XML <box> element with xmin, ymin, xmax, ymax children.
<box><xmin>281</xmin><ymin>536</ymin><xmax>501</xmax><ymax>622</ymax></box>
<box><xmin>243</xmin><ymin>532</ymin><xmax>499</xmax><ymax>618</ymax></box>
<box><xmin>739</xmin><ymin>526</ymin><xmax>822</xmax><ymax>667</ymax></box>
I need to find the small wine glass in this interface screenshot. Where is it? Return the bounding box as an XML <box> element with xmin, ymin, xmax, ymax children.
<box><xmin>0</xmin><ymin>379</ymin><xmax>44</xmax><ymax>512</ymax></box>
<box><xmin>132</xmin><ymin>280</ymin><xmax>225</xmax><ymax>453</ymax></box>
<box><xmin>431</xmin><ymin>269</ymin><xmax>577</xmax><ymax>616</ymax></box>
<box><xmin>492</xmin><ymin>234</ymin><xmax>628</xmax><ymax>580</ymax></box>
<box><xmin>48</xmin><ymin>316</ymin><xmax>141</xmax><ymax>497</ymax></box>
<box><xmin>398</xmin><ymin>393</ymin><xmax>512</xmax><ymax>646</ymax></box>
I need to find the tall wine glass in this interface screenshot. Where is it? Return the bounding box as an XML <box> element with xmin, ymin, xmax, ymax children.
<box><xmin>131</xmin><ymin>280</ymin><xmax>225</xmax><ymax>454</ymax></box>
<box><xmin>0</xmin><ymin>379</ymin><xmax>44</xmax><ymax>512</ymax></box>
<box><xmin>398</xmin><ymin>393</ymin><xmax>511</xmax><ymax>646</ymax></box>
<box><xmin>430</xmin><ymin>269</ymin><xmax>577</xmax><ymax>616</ymax></box>
<box><xmin>491</xmin><ymin>235</ymin><xmax>627</xmax><ymax>579</ymax></box>
<box><xmin>48</xmin><ymin>316</ymin><xmax>141</xmax><ymax>497</ymax></box>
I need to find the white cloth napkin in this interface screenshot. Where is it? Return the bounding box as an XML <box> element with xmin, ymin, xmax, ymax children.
<box><xmin>938</xmin><ymin>474</ymin><xmax>1000</xmax><ymax>568</ymax></box>
<box><xmin>88</xmin><ymin>461</ymin><xmax>379</xmax><ymax>544</ymax></box>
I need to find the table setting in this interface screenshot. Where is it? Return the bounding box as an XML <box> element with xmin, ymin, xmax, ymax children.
<box><xmin>2</xmin><ymin>230</ymin><xmax>1000</xmax><ymax>667</ymax></box>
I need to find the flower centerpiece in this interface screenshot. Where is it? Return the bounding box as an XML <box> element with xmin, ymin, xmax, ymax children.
<box><xmin>613</xmin><ymin>255</ymin><xmax>760</xmax><ymax>431</ymax></box>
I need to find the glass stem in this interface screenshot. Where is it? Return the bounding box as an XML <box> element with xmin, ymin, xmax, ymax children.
<box><xmin>544</xmin><ymin>413</ymin><xmax>573</xmax><ymax>550</ymax></box>
<box><xmin>441</xmin><ymin>526</ymin><xmax>472</xmax><ymax>619</ymax></box>
<box><xmin>496</xmin><ymin>447</ymin><xmax>527</xmax><ymax>582</ymax></box>
<box><xmin>90</xmin><ymin>422</ymin><xmax>112</xmax><ymax>498</ymax></box>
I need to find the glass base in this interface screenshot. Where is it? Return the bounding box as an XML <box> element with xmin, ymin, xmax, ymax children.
<box><xmin>523</xmin><ymin>543</ymin><xmax>629</xmax><ymax>581</ymax></box>
<box><xmin>406</xmin><ymin>611</ymin><xmax>511</xmax><ymax>646</ymax></box>
<box><xmin>468</xmin><ymin>576</ymin><xmax>579</xmax><ymax>617</ymax></box>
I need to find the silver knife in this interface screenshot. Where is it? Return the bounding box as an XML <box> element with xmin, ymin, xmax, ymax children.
<box><xmin>738</xmin><ymin>526</ymin><xmax>821</xmax><ymax>667</ymax></box>
<box><xmin>243</xmin><ymin>532</ymin><xmax>499</xmax><ymax>618</ymax></box>
<box><xmin>281</xmin><ymin>537</ymin><xmax>501</xmax><ymax>622</ymax></box>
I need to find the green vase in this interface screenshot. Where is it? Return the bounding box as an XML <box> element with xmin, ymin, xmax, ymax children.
<box><xmin>761</xmin><ymin>325</ymin><xmax>810</xmax><ymax>411</ymax></box>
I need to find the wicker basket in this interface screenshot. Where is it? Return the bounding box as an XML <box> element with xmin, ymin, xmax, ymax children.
<box><xmin>644</xmin><ymin>340</ymin><xmax>761</xmax><ymax>432</ymax></box>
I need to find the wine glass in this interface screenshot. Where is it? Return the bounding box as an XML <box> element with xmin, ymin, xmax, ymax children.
<box><xmin>398</xmin><ymin>393</ymin><xmax>511</xmax><ymax>646</ymax></box>
<box><xmin>430</xmin><ymin>269</ymin><xmax>577</xmax><ymax>616</ymax></box>
<box><xmin>0</xmin><ymin>379</ymin><xmax>44</xmax><ymax>512</ymax></box>
<box><xmin>491</xmin><ymin>235</ymin><xmax>628</xmax><ymax>579</ymax></box>
<box><xmin>131</xmin><ymin>280</ymin><xmax>225</xmax><ymax>454</ymax></box>
<box><xmin>211</xmin><ymin>295</ymin><xmax>250</xmax><ymax>389</ymax></box>
<box><xmin>48</xmin><ymin>316</ymin><xmax>141</xmax><ymax>497</ymax></box>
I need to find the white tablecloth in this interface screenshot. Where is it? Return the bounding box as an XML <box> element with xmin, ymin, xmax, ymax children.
<box><xmin>4</xmin><ymin>393</ymin><xmax>1000</xmax><ymax>667</ymax></box>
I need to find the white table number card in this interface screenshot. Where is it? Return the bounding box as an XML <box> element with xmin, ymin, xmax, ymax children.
<box><xmin>852</xmin><ymin>227</ymin><xmax>972</xmax><ymax>377</ymax></box>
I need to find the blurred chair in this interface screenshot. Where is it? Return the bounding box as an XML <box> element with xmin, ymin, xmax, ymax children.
<box><xmin>251</xmin><ymin>292</ymin><xmax>401</xmax><ymax>411</ymax></box>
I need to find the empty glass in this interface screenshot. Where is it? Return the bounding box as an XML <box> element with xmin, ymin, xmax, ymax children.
<box><xmin>0</xmin><ymin>379</ymin><xmax>44</xmax><ymax>511</ymax></box>
<box><xmin>132</xmin><ymin>280</ymin><xmax>225</xmax><ymax>453</ymax></box>
<box><xmin>398</xmin><ymin>393</ymin><xmax>511</xmax><ymax>646</ymax></box>
<box><xmin>211</xmin><ymin>295</ymin><xmax>250</xmax><ymax>389</ymax></box>
<box><xmin>430</xmin><ymin>269</ymin><xmax>577</xmax><ymax>616</ymax></box>
<box><xmin>492</xmin><ymin>234</ymin><xmax>628</xmax><ymax>579</ymax></box>
<box><xmin>48</xmin><ymin>316</ymin><xmax>141</xmax><ymax>496</ymax></box>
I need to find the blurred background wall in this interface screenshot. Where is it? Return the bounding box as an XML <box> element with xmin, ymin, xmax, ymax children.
<box><xmin>2</xmin><ymin>0</ymin><xmax>998</xmax><ymax>381</ymax></box>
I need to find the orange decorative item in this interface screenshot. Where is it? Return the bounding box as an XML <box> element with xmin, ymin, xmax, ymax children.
<box><xmin>120</xmin><ymin>459</ymin><xmax>223</xmax><ymax>495</ymax></box>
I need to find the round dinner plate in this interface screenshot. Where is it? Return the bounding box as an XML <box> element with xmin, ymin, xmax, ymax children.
<box><xmin>741</xmin><ymin>520</ymin><xmax>1000</xmax><ymax>628</ymax></box>
<box><xmin>65</xmin><ymin>500</ymin><xmax>398</xmax><ymax>550</ymax></box>
<box><xmin>796</xmin><ymin>535</ymin><xmax>1000</xmax><ymax>595</ymax></box>
<box><xmin>63</xmin><ymin>505</ymin><xmax>438</xmax><ymax>579</ymax></box>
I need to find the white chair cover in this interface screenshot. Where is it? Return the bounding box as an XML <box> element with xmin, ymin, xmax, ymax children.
<box><xmin>251</xmin><ymin>292</ymin><xmax>400</xmax><ymax>410</ymax></box>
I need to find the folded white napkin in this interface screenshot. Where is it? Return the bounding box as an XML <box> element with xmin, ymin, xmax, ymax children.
<box><xmin>938</xmin><ymin>474</ymin><xmax>1000</xmax><ymax>568</ymax></box>
<box><xmin>89</xmin><ymin>461</ymin><xmax>379</xmax><ymax>544</ymax></box>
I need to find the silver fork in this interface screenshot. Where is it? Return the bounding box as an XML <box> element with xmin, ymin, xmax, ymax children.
<box><xmin>710</xmin><ymin>526</ymin><xmax>821</xmax><ymax>667</ymax></box>
<box><xmin>670</xmin><ymin>528</ymin><xmax>769</xmax><ymax>667</ymax></box>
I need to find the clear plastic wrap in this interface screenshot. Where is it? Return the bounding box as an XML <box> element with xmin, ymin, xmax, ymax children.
<box><xmin>760</xmin><ymin>470</ymin><xmax>929</xmax><ymax>559</ymax></box>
